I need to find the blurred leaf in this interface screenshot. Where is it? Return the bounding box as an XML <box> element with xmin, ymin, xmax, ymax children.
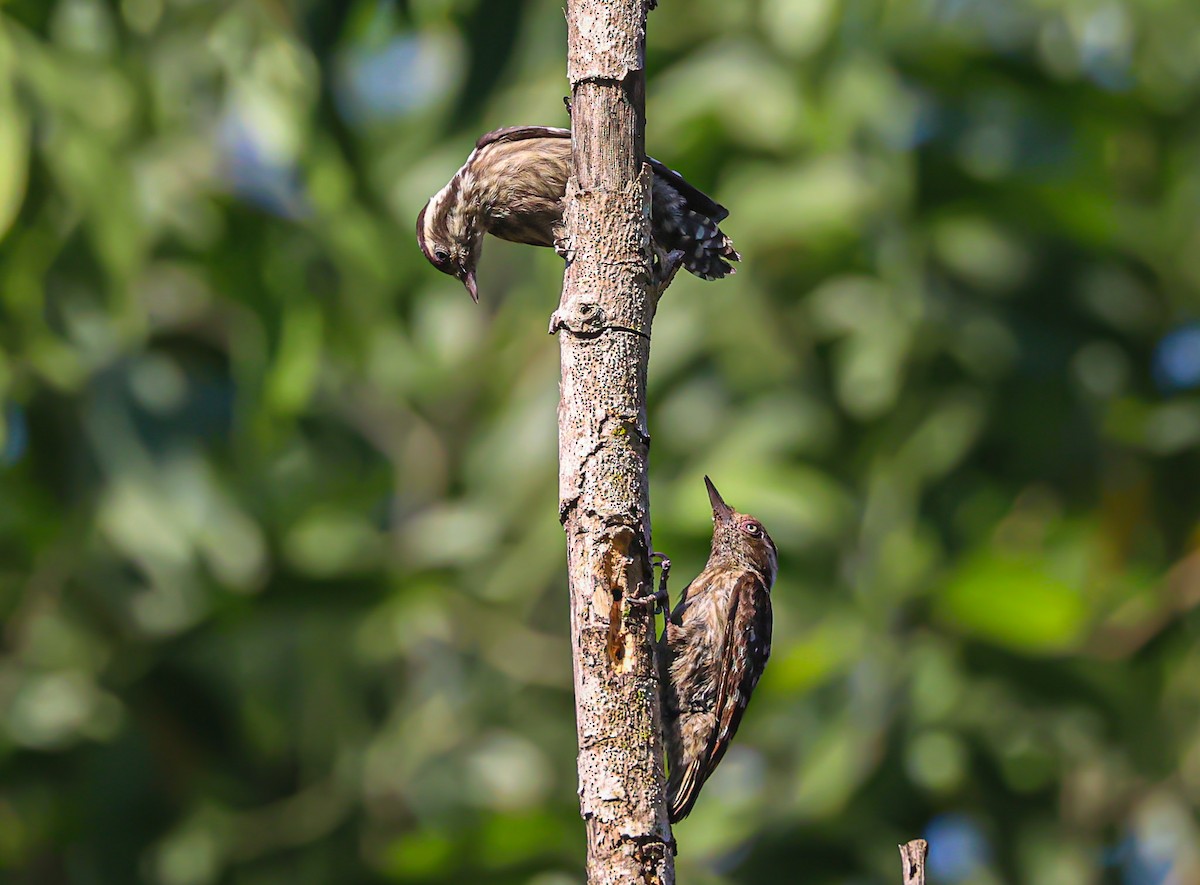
<box><xmin>0</xmin><ymin>28</ymin><xmax>29</xmax><ymax>243</ymax></box>
<box><xmin>935</xmin><ymin>552</ymin><xmax>1089</xmax><ymax>654</ymax></box>
<box><xmin>266</xmin><ymin>301</ymin><xmax>323</xmax><ymax>414</ymax></box>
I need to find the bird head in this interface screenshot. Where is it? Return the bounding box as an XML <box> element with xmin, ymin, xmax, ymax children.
<box><xmin>704</xmin><ymin>476</ymin><xmax>778</xmax><ymax>585</ymax></box>
<box><xmin>416</xmin><ymin>197</ymin><xmax>481</xmax><ymax>302</ymax></box>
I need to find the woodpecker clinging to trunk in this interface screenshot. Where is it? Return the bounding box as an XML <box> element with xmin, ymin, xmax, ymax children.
<box><xmin>658</xmin><ymin>476</ymin><xmax>776</xmax><ymax>822</ymax></box>
<box><xmin>416</xmin><ymin>126</ymin><xmax>739</xmax><ymax>302</ymax></box>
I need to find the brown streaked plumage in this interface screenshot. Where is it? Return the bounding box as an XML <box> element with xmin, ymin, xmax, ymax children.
<box><xmin>416</xmin><ymin>126</ymin><xmax>740</xmax><ymax>302</ymax></box>
<box><xmin>659</xmin><ymin>476</ymin><xmax>776</xmax><ymax>822</ymax></box>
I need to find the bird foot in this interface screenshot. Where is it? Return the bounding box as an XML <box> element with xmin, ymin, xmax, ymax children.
<box><xmin>552</xmin><ymin>226</ymin><xmax>575</xmax><ymax>263</ymax></box>
<box><xmin>627</xmin><ymin>552</ymin><xmax>671</xmax><ymax>616</ymax></box>
<box><xmin>651</xmin><ymin>248</ymin><xmax>686</xmax><ymax>299</ymax></box>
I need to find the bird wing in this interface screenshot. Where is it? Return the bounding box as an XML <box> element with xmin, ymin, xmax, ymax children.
<box><xmin>475</xmin><ymin>126</ymin><xmax>571</xmax><ymax>150</ymax></box>
<box><xmin>646</xmin><ymin>156</ymin><xmax>729</xmax><ymax>223</ymax></box>
<box><xmin>668</xmin><ymin>571</ymin><xmax>772</xmax><ymax>822</ymax></box>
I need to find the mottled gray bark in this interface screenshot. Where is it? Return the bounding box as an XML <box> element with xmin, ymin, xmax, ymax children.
<box><xmin>899</xmin><ymin>839</ymin><xmax>928</xmax><ymax>885</ymax></box>
<box><xmin>554</xmin><ymin>0</ymin><xmax>674</xmax><ymax>882</ymax></box>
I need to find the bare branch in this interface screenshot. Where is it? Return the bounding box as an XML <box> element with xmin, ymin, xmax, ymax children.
<box><xmin>899</xmin><ymin>839</ymin><xmax>928</xmax><ymax>885</ymax></box>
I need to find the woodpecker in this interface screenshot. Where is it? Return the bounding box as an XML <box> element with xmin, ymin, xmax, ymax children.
<box><xmin>416</xmin><ymin>126</ymin><xmax>739</xmax><ymax>302</ymax></box>
<box><xmin>658</xmin><ymin>476</ymin><xmax>776</xmax><ymax>823</ymax></box>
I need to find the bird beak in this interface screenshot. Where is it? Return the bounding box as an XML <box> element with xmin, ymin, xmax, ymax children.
<box><xmin>704</xmin><ymin>475</ymin><xmax>734</xmax><ymax>522</ymax></box>
<box><xmin>462</xmin><ymin>268</ymin><xmax>478</xmax><ymax>303</ymax></box>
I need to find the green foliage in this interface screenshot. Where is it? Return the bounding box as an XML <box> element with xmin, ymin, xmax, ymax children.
<box><xmin>1</xmin><ymin>0</ymin><xmax>1199</xmax><ymax>882</ymax></box>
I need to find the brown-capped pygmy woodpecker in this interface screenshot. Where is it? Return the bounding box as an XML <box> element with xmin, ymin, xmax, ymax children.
<box><xmin>416</xmin><ymin>126</ymin><xmax>739</xmax><ymax>302</ymax></box>
<box><xmin>658</xmin><ymin>476</ymin><xmax>776</xmax><ymax>822</ymax></box>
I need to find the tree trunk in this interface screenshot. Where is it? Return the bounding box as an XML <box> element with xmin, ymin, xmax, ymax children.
<box><xmin>555</xmin><ymin>0</ymin><xmax>674</xmax><ymax>882</ymax></box>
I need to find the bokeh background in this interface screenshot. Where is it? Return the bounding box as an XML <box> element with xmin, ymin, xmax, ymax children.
<box><xmin>2</xmin><ymin>0</ymin><xmax>1200</xmax><ymax>882</ymax></box>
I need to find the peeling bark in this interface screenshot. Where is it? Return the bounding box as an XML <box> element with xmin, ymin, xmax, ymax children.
<box><xmin>556</xmin><ymin>0</ymin><xmax>674</xmax><ymax>882</ymax></box>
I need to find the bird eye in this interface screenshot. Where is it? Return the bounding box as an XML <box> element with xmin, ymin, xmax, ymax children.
<box><xmin>742</xmin><ymin>521</ymin><xmax>760</xmax><ymax>536</ymax></box>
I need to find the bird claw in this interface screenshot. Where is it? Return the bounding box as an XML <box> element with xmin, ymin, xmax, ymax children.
<box><xmin>552</xmin><ymin>230</ymin><xmax>575</xmax><ymax>264</ymax></box>
<box><xmin>627</xmin><ymin>552</ymin><xmax>671</xmax><ymax>616</ymax></box>
<box><xmin>626</xmin><ymin>586</ymin><xmax>668</xmax><ymax>615</ymax></box>
<box><xmin>651</xmin><ymin>248</ymin><xmax>685</xmax><ymax>298</ymax></box>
